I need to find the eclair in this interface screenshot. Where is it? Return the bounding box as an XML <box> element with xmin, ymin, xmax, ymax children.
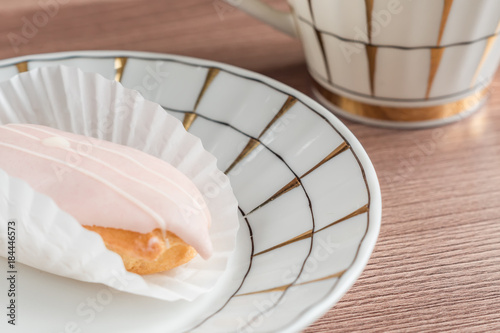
<box><xmin>0</xmin><ymin>123</ymin><xmax>212</xmax><ymax>275</ymax></box>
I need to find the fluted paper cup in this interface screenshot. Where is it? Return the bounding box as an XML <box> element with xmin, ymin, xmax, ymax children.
<box><xmin>0</xmin><ymin>65</ymin><xmax>239</xmax><ymax>301</ymax></box>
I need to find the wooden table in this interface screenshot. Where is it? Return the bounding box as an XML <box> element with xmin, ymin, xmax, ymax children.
<box><xmin>2</xmin><ymin>0</ymin><xmax>499</xmax><ymax>331</ymax></box>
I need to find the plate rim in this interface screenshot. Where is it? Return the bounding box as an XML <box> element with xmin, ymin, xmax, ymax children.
<box><xmin>0</xmin><ymin>50</ymin><xmax>382</xmax><ymax>332</ymax></box>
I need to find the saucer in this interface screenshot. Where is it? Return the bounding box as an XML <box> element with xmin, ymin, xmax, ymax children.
<box><xmin>0</xmin><ymin>51</ymin><xmax>381</xmax><ymax>332</ymax></box>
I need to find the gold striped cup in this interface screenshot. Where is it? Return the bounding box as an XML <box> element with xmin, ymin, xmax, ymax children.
<box><xmin>228</xmin><ymin>0</ymin><xmax>500</xmax><ymax>128</ymax></box>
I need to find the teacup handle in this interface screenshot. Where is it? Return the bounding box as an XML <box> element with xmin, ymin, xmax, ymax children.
<box><xmin>227</xmin><ymin>0</ymin><xmax>298</xmax><ymax>38</ymax></box>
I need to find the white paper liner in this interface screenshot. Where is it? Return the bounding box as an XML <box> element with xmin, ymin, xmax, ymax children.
<box><xmin>0</xmin><ymin>66</ymin><xmax>239</xmax><ymax>301</ymax></box>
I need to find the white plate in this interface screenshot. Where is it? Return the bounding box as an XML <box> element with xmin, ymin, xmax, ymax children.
<box><xmin>0</xmin><ymin>51</ymin><xmax>381</xmax><ymax>333</ymax></box>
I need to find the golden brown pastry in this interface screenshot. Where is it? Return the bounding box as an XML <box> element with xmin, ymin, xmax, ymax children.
<box><xmin>83</xmin><ymin>226</ymin><xmax>198</xmax><ymax>274</ymax></box>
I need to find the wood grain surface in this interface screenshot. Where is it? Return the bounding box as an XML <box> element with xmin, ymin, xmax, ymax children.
<box><xmin>1</xmin><ymin>0</ymin><xmax>499</xmax><ymax>331</ymax></box>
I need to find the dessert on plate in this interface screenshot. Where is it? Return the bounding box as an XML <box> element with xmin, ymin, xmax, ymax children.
<box><xmin>0</xmin><ymin>65</ymin><xmax>239</xmax><ymax>301</ymax></box>
<box><xmin>0</xmin><ymin>123</ymin><xmax>212</xmax><ymax>275</ymax></box>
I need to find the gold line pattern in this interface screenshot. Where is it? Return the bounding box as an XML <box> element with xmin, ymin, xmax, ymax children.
<box><xmin>224</xmin><ymin>138</ymin><xmax>260</xmax><ymax>174</ymax></box>
<box><xmin>364</xmin><ymin>0</ymin><xmax>374</xmax><ymax>43</ymax></box>
<box><xmin>114</xmin><ymin>57</ymin><xmax>128</xmax><ymax>82</ymax></box>
<box><xmin>314</xmin><ymin>79</ymin><xmax>489</xmax><ymax>121</ymax></box>
<box><xmin>246</xmin><ymin>178</ymin><xmax>301</xmax><ymax>216</ymax></box>
<box><xmin>182</xmin><ymin>67</ymin><xmax>220</xmax><ymax>130</ymax></box>
<box><xmin>365</xmin><ymin>45</ymin><xmax>377</xmax><ymax>96</ymax></box>
<box><xmin>182</xmin><ymin>112</ymin><xmax>197</xmax><ymax>131</ymax></box>
<box><xmin>15</xmin><ymin>61</ymin><xmax>28</xmax><ymax>73</ymax></box>
<box><xmin>437</xmin><ymin>0</ymin><xmax>454</xmax><ymax>46</ymax></box>
<box><xmin>238</xmin><ymin>284</ymin><xmax>289</xmax><ymax>296</ymax></box>
<box><xmin>245</xmin><ymin>142</ymin><xmax>349</xmax><ymax>217</ymax></box>
<box><xmin>224</xmin><ymin>97</ymin><xmax>297</xmax><ymax>174</ymax></box>
<box><xmin>236</xmin><ymin>270</ymin><xmax>346</xmax><ymax>297</ymax></box>
<box><xmin>425</xmin><ymin>48</ymin><xmax>446</xmax><ymax>99</ymax></box>
<box><xmin>307</xmin><ymin>0</ymin><xmax>314</xmax><ymax>21</ymax></box>
<box><xmin>254</xmin><ymin>205</ymin><xmax>368</xmax><ymax>256</ymax></box>
<box><xmin>254</xmin><ymin>228</ymin><xmax>311</xmax><ymax>257</ymax></box>
<box><xmin>301</xmin><ymin>142</ymin><xmax>349</xmax><ymax>178</ymax></box>
<box><xmin>257</xmin><ymin>96</ymin><xmax>297</xmax><ymax>138</ymax></box>
<box><xmin>364</xmin><ymin>0</ymin><xmax>376</xmax><ymax>96</ymax></box>
<box><xmin>315</xmin><ymin>30</ymin><xmax>332</xmax><ymax>83</ymax></box>
<box><xmin>315</xmin><ymin>204</ymin><xmax>368</xmax><ymax>233</ymax></box>
<box><xmin>426</xmin><ymin>0</ymin><xmax>454</xmax><ymax>99</ymax></box>
<box><xmin>470</xmin><ymin>21</ymin><xmax>500</xmax><ymax>87</ymax></box>
<box><xmin>193</xmin><ymin>68</ymin><xmax>220</xmax><ymax>111</ymax></box>
<box><xmin>308</xmin><ymin>0</ymin><xmax>331</xmax><ymax>83</ymax></box>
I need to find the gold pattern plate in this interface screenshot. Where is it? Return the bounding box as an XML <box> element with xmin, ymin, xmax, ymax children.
<box><xmin>0</xmin><ymin>51</ymin><xmax>381</xmax><ymax>333</ymax></box>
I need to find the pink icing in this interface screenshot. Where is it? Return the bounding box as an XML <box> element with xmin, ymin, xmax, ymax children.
<box><xmin>0</xmin><ymin>123</ymin><xmax>213</xmax><ymax>259</ymax></box>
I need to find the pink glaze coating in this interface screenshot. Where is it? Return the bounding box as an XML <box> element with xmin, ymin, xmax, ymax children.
<box><xmin>0</xmin><ymin>124</ymin><xmax>213</xmax><ymax>259</ymax></box>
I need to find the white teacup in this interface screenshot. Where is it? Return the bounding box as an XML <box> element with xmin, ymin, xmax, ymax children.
<box><xmin>229</xmin><ymin>0</ymin><xmax>500</xmax><ymax>128</ymax></box>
